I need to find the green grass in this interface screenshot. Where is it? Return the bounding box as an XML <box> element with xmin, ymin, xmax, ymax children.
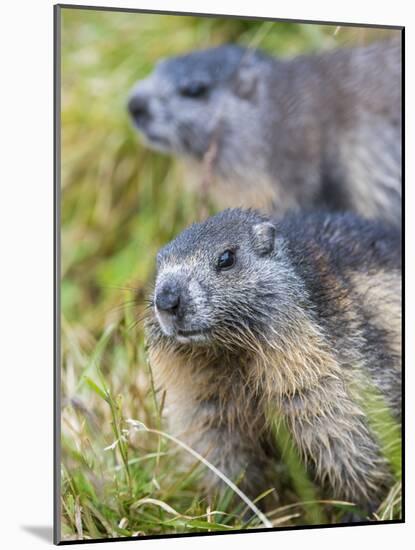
<box><xmin>59</xmin><ymin>8</ymin><xmax>400</xmax><ymax>541</ymax></box>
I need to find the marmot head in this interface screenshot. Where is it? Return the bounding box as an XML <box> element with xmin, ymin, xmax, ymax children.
<box><xmin>127</xmin><ymin>45</ymin><xmax>270</xmax><ymax>173</ymax></box>
<box><xmin>150</xmin><ymin>209</ymin><xmax>303</xmax><ymax>347</ymax></box>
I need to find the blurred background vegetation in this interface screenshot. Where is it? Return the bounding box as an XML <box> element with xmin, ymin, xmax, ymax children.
<box><xmin>60</xmin><ymin>7</ymin><xmax>399</xmax><ymax>542</ymax></box>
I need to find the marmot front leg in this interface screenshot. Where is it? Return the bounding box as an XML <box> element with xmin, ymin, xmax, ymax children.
<box><xmin>176</xmin><ymin>401</ymin><xmax>271</xmax><ymax>507</ymax></box>
<box><xmin>196</xmin><ymin>427</ymin><xmax>270</xmax><ymax>504</ymax></box>
<box><xmin>282</xmin><ymin>378</ymin><xmax>393</xmax><ymax>513</ymax></box>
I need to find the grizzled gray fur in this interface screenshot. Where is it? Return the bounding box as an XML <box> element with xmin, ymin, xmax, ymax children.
<box><xmin>128</xmin><ymin>38</ymin><xmax>402</xmax><ymax>225</ymax></box>
<box><xmin>146</xmin><ymin>208</ymin><xmax>401</xmax><ymax>515</ymax></box>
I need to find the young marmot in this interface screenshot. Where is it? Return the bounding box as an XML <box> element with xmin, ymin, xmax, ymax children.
<box><xmin>128</xmin><ymin>38</ymin><xmax>402</xmax><ymax>225</ymax></box>
<box><xmin>146</xmin><ymin>208</ymin><xmax>401</xmax><ymax>515</ymax></box>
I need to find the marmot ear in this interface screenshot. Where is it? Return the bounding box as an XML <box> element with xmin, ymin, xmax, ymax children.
<box><xmin>252</xmin><ymin>222</ymin><xmax>276</xmax><ymax>256</ymax></box>
<box><xmin>233</xmin><ymin>64</ymin><xmax>259</xmax><ymax>100</ymax></box>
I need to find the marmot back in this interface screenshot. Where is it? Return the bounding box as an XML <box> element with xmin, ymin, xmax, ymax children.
<box><xmin>128</xmin><ymin>38</ymin><xmax>402</xmax><ymax>225</ymax></box>
<box><xmin>146</xmin><ymin>208</ymin><xmax>401</xmax><ymax>515</ymax></box>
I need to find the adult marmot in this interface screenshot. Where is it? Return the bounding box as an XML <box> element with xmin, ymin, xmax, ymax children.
<box><xmin>128</xmin><ymin>38</ymin><xmax>402</xmax><ymax>225</ymax></box>
<box><xmin>145</xmin><ymin>208</ymin><xmax>401</xmax><ymax>516</ymax></box>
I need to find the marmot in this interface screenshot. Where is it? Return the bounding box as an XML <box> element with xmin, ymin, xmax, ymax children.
<box><xmin>128</xmin><ymin>38</ymin><xmax>402</xmax><ymax>225</ymax></box>
<box><xmin>145</xmin><ymin>208</ymin><xmax>401</xmax><ymax>516</ymax></box>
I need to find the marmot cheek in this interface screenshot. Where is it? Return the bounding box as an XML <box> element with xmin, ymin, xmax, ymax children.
<box><xmin>188</xmin><ymin>278</ymin><xmax>208</xmax><ymax>308</ymax></box>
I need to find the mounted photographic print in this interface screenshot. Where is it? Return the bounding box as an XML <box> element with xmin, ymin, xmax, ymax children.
<box><xmin>54</xmin><ymin>3</ymin><xmax>404</xmax><ymax>544</ymax></box>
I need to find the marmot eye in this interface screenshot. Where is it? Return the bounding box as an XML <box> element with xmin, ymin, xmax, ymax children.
<box><xmin>217</xmin><ymin>249</ymin><xmax>235</xmax><ymax>270</ymax></box>
<box><xmin>179</xmin><ymin>81</ymin><xmax>209</xmax><ymax>98</ymax></box>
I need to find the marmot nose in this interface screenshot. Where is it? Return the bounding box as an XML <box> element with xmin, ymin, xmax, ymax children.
<box><xmin>128</xmin><ymin>93</ymin><xmax>150</xmax><ymax>126</ymax></box>
<box><xmin>155</xmin><ymin>284</ymin><xmax>181</xmax><ymax>315</ymax></box>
